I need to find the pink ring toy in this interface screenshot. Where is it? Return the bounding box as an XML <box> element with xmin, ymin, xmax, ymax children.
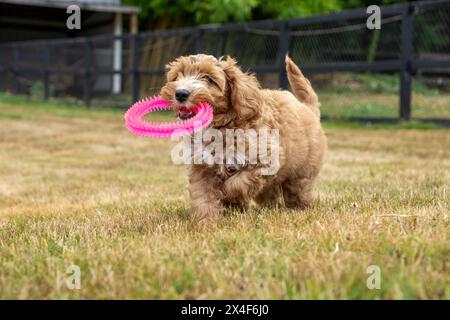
<box><xmin>124</xmin><ymin>96</ymin><xmax>213</xmax><ymax>139</ymax></box>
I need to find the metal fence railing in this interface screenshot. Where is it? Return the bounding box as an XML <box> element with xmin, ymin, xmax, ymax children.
<box><xmin>0</xmin><ymin>0</ymin><xmax>449</xmax><ymax>123</ymax></box>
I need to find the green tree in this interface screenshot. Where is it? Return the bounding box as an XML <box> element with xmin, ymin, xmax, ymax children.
<box><xmin>124</xmin><ymin>0</ymin><xmax>260</xmax><ymax>28</ymax></box>
<box><xmin>254</xmin><ymin>0</ymin><xmax>343</xmax><ymax>20</ymax></box>
<box><xmin>123</xmin><ymin>0</ymin><xmax>410</xmax><ymax>29</ymax></box>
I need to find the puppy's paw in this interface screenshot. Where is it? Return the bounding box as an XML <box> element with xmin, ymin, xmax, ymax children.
<box><xmin>191</xmin><ymin>205</ymin><xmax>221</xmax><ymax>222</ymax></box>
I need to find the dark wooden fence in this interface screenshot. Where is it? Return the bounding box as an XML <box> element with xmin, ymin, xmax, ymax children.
<box><xmin>0</xmin><ymin>0</ymin><xmax>449</xmax><ymax>123</ymax></box>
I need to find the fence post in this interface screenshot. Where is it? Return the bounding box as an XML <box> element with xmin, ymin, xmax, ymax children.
<box><xmin>12</xmin><ymin>46</ymin><xmax>19</xmax><ymax>93</ymax></box>
<box><xmin>83</xmin><ymin>39</ymin><xmax>92</xmax><ymax>107</ymax></box>
<box><xmin>131</xmin><ymin>34</ymin><xmax>141</xmax><ymax>103</ymax></box>
<box><xmin>399</xmin><ymin>4</ymin><xmax>414</xmax><ymax>121</ymax></box>
<box><xmin>43</xmin><ymin>45</ymin><xmax>50</xmax><ymax>100</ymax></box>
<box><xmin>278</xmin><ymin>21</ymin><xmax>290</xmax><ymax>89</ymax></box>
<box><xmin>195</xmin><ymin>28</ymin><xmax>204</xmax><ymax>54</ymax></box>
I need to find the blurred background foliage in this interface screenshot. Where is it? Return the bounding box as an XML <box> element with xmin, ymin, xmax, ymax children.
<box><xmin>124</xmin><ymin>0</ymin><xmax>411</xmax><ymax>29</ymax></box>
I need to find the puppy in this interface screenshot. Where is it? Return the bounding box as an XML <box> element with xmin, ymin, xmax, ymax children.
<box><xmin>161</xmin><ymin>54</ymin><xmax>326</xmax><ymax>220</ymax></box>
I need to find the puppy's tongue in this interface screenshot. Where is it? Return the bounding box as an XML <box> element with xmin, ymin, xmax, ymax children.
<box><xmin>177</xmin><ymin>107</ymin><xmax>196</xmax><ymax>120</ymax></box>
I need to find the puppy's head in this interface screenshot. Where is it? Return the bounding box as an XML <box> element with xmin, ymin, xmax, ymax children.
<box><xmin>160</xmin><ymin>54</ymin><xmax>261</xmax><ymax>127</ymax></box>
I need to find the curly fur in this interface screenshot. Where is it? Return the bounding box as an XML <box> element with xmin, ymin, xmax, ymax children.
<box><xmin>160</xmin><ymin>54</ymin><xmax>327</xmax><ymax>220</ymax></box>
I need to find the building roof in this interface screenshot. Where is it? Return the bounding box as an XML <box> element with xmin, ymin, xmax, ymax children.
<box><xmin>0</xmin><ymin>0</ymin><xmax>140</xmax><ymax>14</ymax></box>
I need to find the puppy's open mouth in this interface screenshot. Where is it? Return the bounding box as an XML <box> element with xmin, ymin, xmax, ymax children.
<box><xmin>176</xmin><ymin>106</ymin><xmax>196</xmax><ymax>121</ymax></box>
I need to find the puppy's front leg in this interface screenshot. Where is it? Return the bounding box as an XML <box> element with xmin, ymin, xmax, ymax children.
<box><xmin>188</xmin><ymin>166</ymin><xmax>223</xmax><ymax>220</ymax></box>
<box><xmin>223</xmin><ymin>169</ymin><xmax>265</xmax><ymax>211</ymax></box>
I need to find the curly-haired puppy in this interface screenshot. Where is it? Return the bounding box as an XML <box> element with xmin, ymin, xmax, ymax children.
<box><xmin>161</xmin><ymin>54</ymin><xmax>326</xmax><ymax>220</ymax></box>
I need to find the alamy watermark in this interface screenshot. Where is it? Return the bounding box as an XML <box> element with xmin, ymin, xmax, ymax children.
<box><xmin>366</xmin><ymin>265</ymin><xmax>381</xmax><ymax>290</ymax></box>
<box><xmin>367</xmin><ymin>5</ymin><xmax>381</xmax><ymax>30</ymax></box>
<box><xmin>170</xmin><ymin>124</ymin><xmax>280</xmax><ymax>176</ymax></box>
<box><xmin>66</xmin><ymin>264</ymin><xmax>81</xmax><ymax>290</ymax></box>
<box><xmin>66</xmin><ymin>5</ymin><xmax>81</xmax><ymax>30</ymax></box>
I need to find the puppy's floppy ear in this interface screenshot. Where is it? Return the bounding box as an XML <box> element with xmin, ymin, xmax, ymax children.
<box><xmin>165</xmin><ymin>61</ymin><xmax>178</xmax><ymax>82</ymax></box>
<box><xmin>220</xmin><ymin>56</ymin><xmax>261</xmax><ymax>121</ymax></box>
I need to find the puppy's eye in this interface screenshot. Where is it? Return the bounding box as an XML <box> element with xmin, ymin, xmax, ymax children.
<box><xmin>173</xmin><ymin>72</ymin><xmax>184</xmax><ymax>81</ymax></box>
<box><xmin>202</xmin><ymin>75</ymin><xmax>213</xmax><ymax>84</ymax></box>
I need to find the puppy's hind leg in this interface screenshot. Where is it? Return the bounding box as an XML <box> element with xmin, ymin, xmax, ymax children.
<box><xmin>223</xmin><ymin>170</ymin><xmax>265</xmax><ymax>212</ymax></box>
<box><xmin>282</xmin><ymin>177</ymin><xmax>316</xmax><ymax>210</ymax></box>
<box><xmin>255</xmin><ymin>184</ymin><xmax>285</xmax><ymax>209</ymax></box>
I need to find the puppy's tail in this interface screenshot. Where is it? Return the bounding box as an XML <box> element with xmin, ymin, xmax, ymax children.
<box><xmin>285</xmin><ymin>55</ymin><xmax>320</xmax><ymax>117</ymax></box>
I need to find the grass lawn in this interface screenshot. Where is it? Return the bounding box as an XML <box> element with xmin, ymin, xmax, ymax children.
<box><xmin>316</xmin><ymin>73</ymin><xmax>450</xmax><ymax>119</ymax></box>
<box><xmin>320</xmin><ymin>91</ymin><xmax>450</xmax><ymax>119</ymax></box>
<box><xmin>0</xmin><ymin>94</ymin><xmax>449</xmax><ymax>299</ymax></box>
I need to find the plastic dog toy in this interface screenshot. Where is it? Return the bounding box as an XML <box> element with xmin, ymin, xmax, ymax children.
<box><xmin>124</xmin><ymin>96</ymin><xmax>213</xmax><ymax>139</ymax></box>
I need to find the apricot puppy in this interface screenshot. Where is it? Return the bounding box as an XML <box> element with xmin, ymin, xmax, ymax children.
<box><xmin>161</xmin><ymin>54</ymin><xmax>327</xmax><ymax>220</ymax></box>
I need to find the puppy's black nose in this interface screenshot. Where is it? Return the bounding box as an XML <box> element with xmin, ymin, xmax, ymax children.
<box><xmin>175</xmin><ymin>89</ymin><xmax>190</xmax><ymax>103</ymax></box>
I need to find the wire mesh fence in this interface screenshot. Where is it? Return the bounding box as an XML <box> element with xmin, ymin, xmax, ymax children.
<box><xmin>0</xmin><ymin>0</ymin><xmax>449</xmax><ymax>123</ymax></box>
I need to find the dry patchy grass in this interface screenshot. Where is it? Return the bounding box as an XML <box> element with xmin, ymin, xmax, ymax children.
<box><xmin>0</xmin><ymin>97</ymin><xmax>449</xmax><ymax>299</ymax></box>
